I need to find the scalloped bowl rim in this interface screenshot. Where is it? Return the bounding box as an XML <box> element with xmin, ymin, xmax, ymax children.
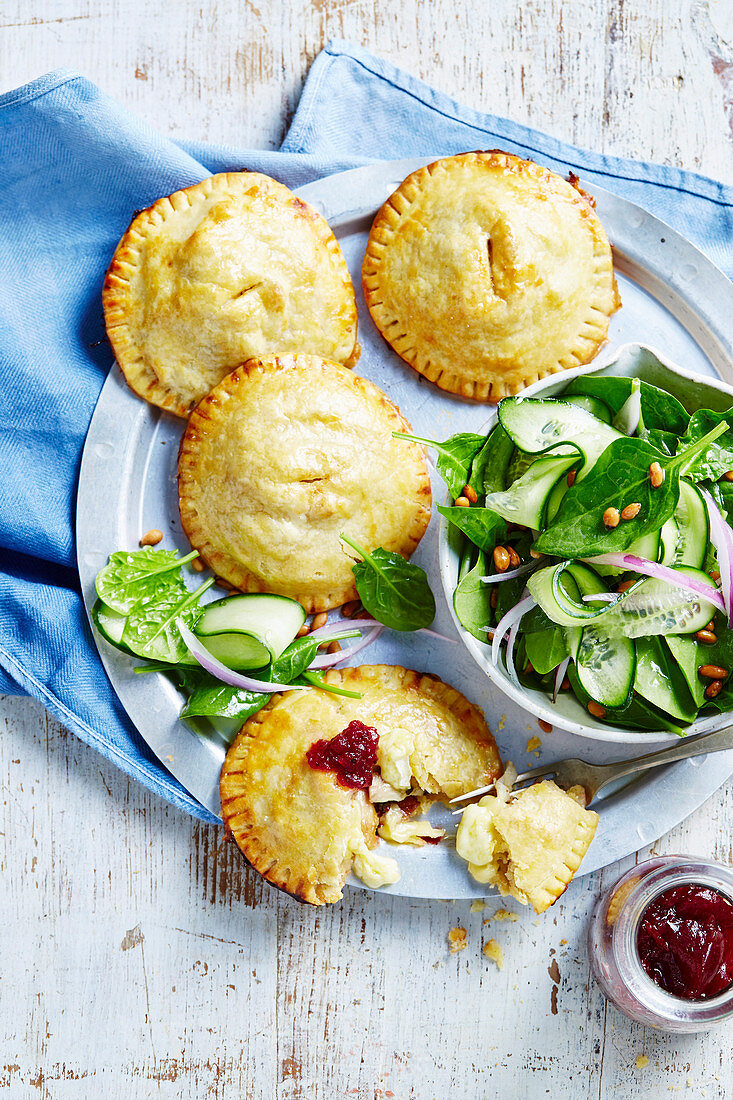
<box><xmin>437</xmin><ymin>341</ymin><xmax>733</xmax><ymax>744</ymax></box>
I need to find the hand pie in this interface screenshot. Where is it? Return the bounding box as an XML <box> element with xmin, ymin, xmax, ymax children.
<box><xmin>362</xmin><ymin>151</ymin><xmax>619</xmax><ymax>401</ymax></box>
<box><xmin>455</xmin><ymin>779</ymin><xmax>599</xmax><ymax>913</ymax></box>
<box><xmin>178</xmin><ymin>354</ymin><xmax>431</xmax><ymax>612</ymax></box>
<box><xmin>103</xmin><ymin>172</ymin><xmax>359</xmax><ymax>417</ymax></box>
<box><xmin>220</xmin><ymin>665</ymin><xmax>502</xmax><ymax>905</ymax></box>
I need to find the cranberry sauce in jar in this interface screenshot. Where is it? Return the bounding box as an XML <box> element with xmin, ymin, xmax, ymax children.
<box><xmin>306</xmin><ymin>720</ymin><xmax>379</xmax><ymax>790</ymax></box>
<box><xmin>637</xmin><ymin>884</ymin><xmax>733</xmax><ymax>1000</ymax></box>
<box><xmin>589</xmin><ymin>857</ymin><xmax>733</xmax><ymax>1031</ymax></box>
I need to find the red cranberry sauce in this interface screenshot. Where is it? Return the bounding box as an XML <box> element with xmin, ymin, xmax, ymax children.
<box><xmin>306</xmin><ymin>720</ymin><xmax>379</xmax><ymax>790</ymax></box>
<box><xmin>637</xmin><ymin>884</ymin><xmax>733</xmax><ymax>1000</ymax></box>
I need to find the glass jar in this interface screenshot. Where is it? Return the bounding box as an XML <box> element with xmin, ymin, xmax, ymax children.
<box><xmin>588</xmin><ymin>855</ymin><xmax>733</xmax><ymax>1032</ymax></box>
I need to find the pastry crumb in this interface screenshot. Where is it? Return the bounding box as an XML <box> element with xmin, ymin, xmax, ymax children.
<box><xmin>483</xmin><ymin>939</ymin><xmax>503</xmax><ymax>968</ymax></box>
<box><xmin>448</xmin><ymin>927</ymin><xmax>467</xmax><ymax>953</ymax></box>
<box><xmin>635</xmin><ymin>1055</ymin><xmax>649</xmax><ymax>1069</ymax></box>
<box><xmin>484</xmin><ymin>908</ymin><xmax>519</xmax><ymax>923</ymax></box>
<box><xmin>526</xmin><ymin>735</ymin><xmax>542</xmax><ymax>754</ymax></box>
<box><xmin>469</xmin><ymin>900</ymin><xmax>485</xmax><ymax>913</ymax></box>
<box><xmin>498</xmin><ymin>714</ymin><xmax>506</xmax><ymax>731</ymax></box>
<box><xmin>560</xmin><ymin>938</ymin><xmax>567</xmax><ymax>945</ymax></box>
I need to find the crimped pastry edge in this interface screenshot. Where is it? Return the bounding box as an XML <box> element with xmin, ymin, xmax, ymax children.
<box><xmin>362</xmin><ymin>150</ymin><xmax>619</xmax><ymax>402</ymax></box>
<box><xmin>177</xmin><ymin>354</ymin><xmax>432</xmax><ymax>612</ymax></box>
<box><xmin>103</xmin><ymin>171</ymin><xmax>359</xmax><ymax>418</ymax></box>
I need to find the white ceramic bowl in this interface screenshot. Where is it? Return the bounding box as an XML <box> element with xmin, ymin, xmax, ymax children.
<box><xmin>438</xmin><ymin>342</ymin><xmax>733</xmax><ymax>743</ymax></box>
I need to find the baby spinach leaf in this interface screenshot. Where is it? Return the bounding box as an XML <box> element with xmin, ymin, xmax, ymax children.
<box><xmin>708</xmin><ymin>477</ymin><xmax>733</xmax><ymax>526</ymax></box>
<box><xmin>181</xmin><ymin>681</ymin><xmax>268</xmax><ymax>722</ymax></box>
<box><xmin>535</xmin><ymin>422</ymin><xmax>727</xmax><ymax>557</ymax></box>
<box><xmin>298</xmin><ymin>670</ymin><xmax>363</xmax><ymax>698</ymax></box>
<box><xmin>393</xmin><ymin>430</ymin><xmax>484</xmax><ymax>498</ymax></box>
<box><xmin>563</xmin><ymin>376</ymin><xmax>690</xmax><ymax>434</ymax></box>
<box><xmin>524</xmin><ymin>627</ymin><xmax>569</xmax><ymax>674</ymax></box>
<box><xmin>472</xmin><ymin>424</ymin><xmax>514</xmax><ymax>494</ymax></box>
<box><xmin>642</xmin><ymin>427</ymin><xmax>677</xmax><ymax>455</ymax></box>
<box><xmin>122</xmin><ymin>578</ymin><xmax>214</xmax><ymax>664</ymax></box>
<box><xmin>340</xmin><ymin>535</ymin><xmax>435</xmax><ymax>631</ymax></box>
<box><xmin>453</xmin><ymin>550</ymin><xmax>492</xmax><ymax>641</ymax></box>
<box><xmin>96</xmin><ymin>548</ymin><xmax>199</xmax><ymax>614</ymax></box>
<box><xmin>677</xmin><ymin>409</ymin><xmax>733</xmax><ymax>481</ymax></box>
<box><xmin>436</xmin><ymin>505</ymin><xmax>507</xmax><ymax>553</ymax></box>
<box><xmin>269</xmin><ymin>629</ymin><xmax>360</xmax><ymax>684</ymax></box>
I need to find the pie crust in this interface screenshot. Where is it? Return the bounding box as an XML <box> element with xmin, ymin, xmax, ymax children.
<box><xmin>362</xmin><ymin>151</ymin><xmax>619</xmax><ymax>401</ymax></box>
<box><xmin>220</xmin><ymin>665</ymin><xmax>502</xmax><ymax>905</ymax></box>
<box><xmin>177</xmin><ymin>354</ymin><xmax>431</xmax><ymax>611</ymax></box>
<box><xmin>103</xmin><ymin>172</ymin><xmax>359</xmax><ymax>417</ymax></box>
<box><xmin>455</xmin><ymin>780</ymin><xmax>599</xmax><ymax>913</ymax></box>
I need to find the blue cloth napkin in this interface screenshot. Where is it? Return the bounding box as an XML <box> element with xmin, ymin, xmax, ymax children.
<box><xmin>2</xmin><ymin>40</ymin><xmax>733</xmax><ymax>824</ymax></box>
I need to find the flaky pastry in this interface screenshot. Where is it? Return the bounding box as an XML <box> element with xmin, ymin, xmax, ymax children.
<box><xmin>363</xmin><ymin>151</ymin><xmax>619</xmax><ymax>401</ymax></box>
<box><xmin>220</xmin><ymin>665</ymin><xmax>501</xmax><ymax>905</ymax></box>
<box><xmin>178</xmin><ymin>354</ymin><xmax>431</xmax><ymax>611</ymax></box>
<box><xmin>104</xmin><ymin>172</ymin><xmax>359</xmax><ymax>416</ymax></box>
<box><xmin>455</xmin><ymin>779</ymin><xmax>599</xmax><ymax>913</ymax></box>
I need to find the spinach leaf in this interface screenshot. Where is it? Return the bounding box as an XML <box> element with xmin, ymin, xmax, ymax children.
<box><xmin>269</xmin><ymin>629</ymin><xmax>359</xmax><ymax>684</ymax></box>
<box><xmin>299</xmin><ymin>670</ymin><xmax>363</xmax><ymax>698</ymax></box>
<box><xmin>677</xmin><ymin>409</ymin><xmax>733</xmax><ymax>481</ymax></box>
<box><xmin>453</xmin><ymin>550</ymin><xmax>492</xmax><ymax>641</ymax></box>
<box><xmin>563</xmin><ymin>376</ymin><xmax>690</xmax><ymax>433</ymax></box>
<box><xmin>643</xmin><ymin>428</ymin><xmax>677</xmax><ymax>455</ymax></box>
<box><xmin>436</xmin><ymin>505</ymin><xmax>507</xmax><ymax>553</ymax></box>
<box><xmin>341</xmin><ymin>535</ymin><xmax>435</xmax><ymax>631</ymax></box>
<box><xmin>535</xmin><ymin>422</ymin><xmax>728</xmax><ymax>557</ymax></box>
<box><xmin>520</xmin><ymin>604</ymin><xmax>561</xmax><ymax>635</ymax></box>
<box><xmin>393</xmin><ymin>430</ymin><xmax>484</xmax><ymax>498</ymax></box>
<box><xmin>472</xmin><ymin>424</ymin><xmax>514</xmax><ymax>494</ymax></box>
<box><xmin>122</xmin><ymin>578</ymin><xmax>214</xmax><ymax>663</ymax></box>
<box><xmin>708</xmin><ymin>478</ymin><xmax>733</xmax><ymax>526</ymax></box>
<box><xmin>96</xmin><ymin>548</ymin><xmax>198</xmax><ymax>614</ymax></box>
<box><xmin>181</xmin><ymin>682</ymin><xmax>268</xmax><ymax>722</ymax></box>
<box><xmin>524</xmin><ymin>627</ymin><xmax>568</xmax><ymax>674</ymax></box>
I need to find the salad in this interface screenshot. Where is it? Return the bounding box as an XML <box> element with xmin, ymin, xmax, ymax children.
<box><xmin>398</xmin><ymin>373</ymin><xmax>733</xmax><ymax>734</ymax></box>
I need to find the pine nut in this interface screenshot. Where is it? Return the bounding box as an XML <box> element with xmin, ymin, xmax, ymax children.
<box><xmin>311</xmin><ymin>612</ymin><xmax>328</xmax><ymax>631</ymax></box>
<box><xmin>723</xmin><ymin>471</ymin><xmax>733</xmax><ymax>482</ymax></box>
<box><xmin>699</xmin><ymin>665</ymin><xmax>728</xmax><ymax>680</ymax></box>
<box><xmin>191</xmin><ymin>558</ymin><xmax>204</xmax><ymax>572</ymax></box>
<box><xmin>341</xmin><ymin>600</ymin><xmax>361</xmax><ymax>617</ymax></box>
<box><xmin>616</xmin><ymin>579</ymin><xmax>636</xmax><ymax>593</ymax></box>
<box><xmin>454</xmin><ymin>496</ymin><xmax>470</xmax><ymax>508</ymax></box>
<box><xmin>140</xmin><ymin>528</ymin><xmax>163</xmax><ymax>546</ymax></box>
<box><xmin>705</xmin><ymin>620</ymin><xmax>716</xmax><ymax>631</ymax></box>
<box><xmin>327</xmin><ymin>641</ymin><xmax>341</xmax><ymax>655</ymax></box>
<box><xmin>524</xmin><ymin>660</ymin><xmax>534</xmax><ymax>675</ymax></box>
<box><xmin>587</xmin><ymin>701</ymin><xmax>606</xmax><ymax>719</ymax></box>
<box><xmin>463</xmin><ymin>484</ymin><xmax>478</xmax><ymax>504</ymax></box>
<box><xmin>529</xmin><ymin>547</ymin><xmax>543</xmax><ymax>560</ymax></box>
<box><xmin>507</xmin><ymin>546</ymin><xmax>521</xmax><ymax>568</ymax></box>
<box><xmin>603</xmin><ymin>507</ymin><xmax>620</xmax><ymax>529</ymax></box>
<box><xmin>620</xmin><ymin>503</ymin><xmax>641</xmax><ymax>521</ymax></box>
<box><xmin>567</xmin><ymin>469</ymin><xmax>576</xmax><ymax>487</ymax></box>
<box><xmin>538</xmin><ymin>719</ymin><xmax>553</xmax><ymax>734</ymax></box>
<box><xmin>705</xmin><ymin>679</ymin><xmax>724</xmax><ymax>699</ymax></box>
<box><xmin>490</xmin><ymin>588</ymin><xmax>498</xmax><ymax>609</ymax></box>
<box><xmin>710</xmin><ymin>570</ymin><xmax>721</xmax><ymax>582</ymax></box>
<box><xmin>296</xmin><ymin>623</ymin><xmax>310</xmax><ymax>637</ymax></box>
<box><xmin>695</xmin><ymin>629</ymin><xmax>718</xmax><ymax>645</ymax></box>
<box><xmin>649</xmin><ymin>462</ymin><xmax>664</xmax><ymax>488</ymax></box>
<box><xmin>493</xmin><ymin>546</ymin><xmax>511</xmax><ymax>572</ymax></box>
<box><xmin>561</xmin><ymin>677</ymin><xmax>571</xmax><ymax>691</ymax></box>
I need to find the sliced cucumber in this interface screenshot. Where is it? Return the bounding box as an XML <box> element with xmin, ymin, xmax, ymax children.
<box><xmin>665</xmin><ymin>635</ymin><xmax>706</xmax><ymax>708</ymax></box>
<box><xmin>672</xmin><ymin>479</ymin><xmax>708</xmax><ymax>569</ymax></box>
<box><xmin>497</xmin><ymin>397</ymin><xmax>621</xmax><ymax>477</ymax></box>
<box><xmin>658</xmin><ymin>518</ymin><xmax>679</xmax><ymax>567</ymax></box>
<box><xmin>634</xmin><ymin>636</ymin><xmax>698</xmax><ymax>724</ymax></box>
<box><xmin>545</xmin><ymin>476</ymin><xmax>569</xmax><ymax>524</ymax></box>
<box><xmin>575</xmin><ymin>626</ymin><xmax>635</xmax><ymax>708</ymax></box>
<box><xmin>92</xmin><ymin>600</ymin><xmax>137</xmax><ymax>656</ymax></box>
<box><xmin>563</xmin><ymin>394</ymin><xmax>613</xmax><ymax>423</ymax></box>
<box><xmin>484</xmin><ymin>452</ymin><xmax>578</xmax><ymax>529</ymax></box>
<box><xmin>194</xmin><ymin>594</ymin><xmax>306</xmax><ymax>671</ymax></box>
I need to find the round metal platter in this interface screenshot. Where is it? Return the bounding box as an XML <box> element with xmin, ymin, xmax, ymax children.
<box><xmin>77</xmin><ymin>158</ymin><xmax>733</xmax><ymax>899</ymax></box>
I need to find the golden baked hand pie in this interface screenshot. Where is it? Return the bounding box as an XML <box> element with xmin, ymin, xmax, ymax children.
<box><xmin>103</xmin><ymin>172</ymin><xmax>359</xmax><ymax>417</ymax></box>
<box><xmin>455</xmin><ymin>779</ymin><xmax>599</xmax><ymax>913</ymax></box>
<box><xmin>362</xmin><ymin>151</ymin><xmax>619</xmax><ymax>401</ymax></box>
<box><xmin>220</xmin><ymin>665</ymin><xmax>502</xmax><ymax>905</ymax></box>
<box><xmin>178</xmin><ymin>354</ymin><xmax>431</xmax><ymax>612</ymax></box>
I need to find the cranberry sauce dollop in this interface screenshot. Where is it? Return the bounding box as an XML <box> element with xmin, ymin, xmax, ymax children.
<box><xmin>306</xmin><ymin>720</ymin><xmax>379</xmax><ymax>790</ymax></box>
<box><xmin>636</xmin><ymin>884</ymin><xmax>733</xmax><ymax>1000</ymax></box>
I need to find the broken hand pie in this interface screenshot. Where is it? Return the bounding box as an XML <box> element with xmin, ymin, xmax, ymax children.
<box><xmin>363</xmin><ymin>151</ymin><xmax>619</xmax><ymax>401</ymax></box>
<box><xmin>104</xmin><ymin>172</ymin><xmax>359</xmax><ymax>416</ymax></box>
<box><xmin>178</xmin><ymin>354</ymin><xmax>431</xmax><ymax>612</ymax></box>
<box><xmin>219</xmin><ymin>666</ymin><xmax>502</xmax><ymax>905</ymax></box>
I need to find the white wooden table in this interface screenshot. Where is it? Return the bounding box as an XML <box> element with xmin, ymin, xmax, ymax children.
<box><xmin>3</xmin><ymin>2</ymin><xmax>733</xmax><ymax>1096</ymax></box>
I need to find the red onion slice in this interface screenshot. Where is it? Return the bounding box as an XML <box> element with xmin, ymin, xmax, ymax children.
<box><xmin>309</xmin><ymin>616</ymin><xmax>456</xmax><ymax>644</ymax></box>
<box><xmin>701</xmin><ymin>488</ymin><xmax>733</xmax><ymax>624</ymax></box>
<box><xmin>307</xmin><ymin>625</ymin><xmax>384</xmax><ymax>669</ymax></box>
<box><xmin>480</xmin><ymin>561</ymin><xmax>537</xmax><ymax>583</ymax></box>
<box><xmin>176</xmin><ymin>620</ymin><xmax>308</xmax><ymax>693</ymax></box>
<box><xmin>552</xmin><ymin>657</ymin><xmax>570</xmax><ymax>703</ymax></box>
<box><xmin>491</xmin><ymin>593</ymin><xmax>535</xmax><ymax>667</ymax></box>
<box><xmin>586</xmin><ymin>554</ymin><xmax>725</xmax><ymax>613</ymax></box>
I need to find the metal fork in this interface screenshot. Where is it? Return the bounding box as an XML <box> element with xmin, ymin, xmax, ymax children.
<box><xmin>450</xmin><ymin>724</ymin><xmax>733</xmax><ymax>808</ymax></box>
